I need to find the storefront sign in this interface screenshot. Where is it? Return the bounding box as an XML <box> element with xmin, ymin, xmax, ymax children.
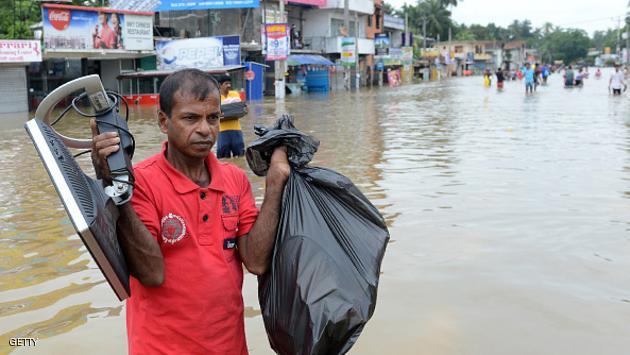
<box><xmin>374</xmin><ymin>34</ymin><xmax>389</xmax><ymax>56</ymax></box>
<box><xmin>156</xmin><ymin>35</ymin><xmax>241</xmax><ymax>70</ymax></box>
<box><xmin>109</xmin><ymin>0</ymin><xmax>259</xmax><ymax>11</ymax></box>
<box><xmin>265</xmin><ymin>23</ymin><xmax>290</xmax><ymax>61</ymax></box>
<box><xmin>384</xmin><ymin>15</ymin><xmax>405</xmax><ymax>30</ymax></box>
<box><xmin>42</xmin><ymin>5</ymin><xmax>153</xmax><ymax>52</ymax></box>
<box><xmin>287</xmin><ymin>0</ymin><xmax>325</xmax><ymax>6</ymax></box>
<box><xmin>0</xmin><ymin>40</ymin><xmax>42</xmax><ymax>63</ymax></box>
<box><xmin>401</xmin><ymin>46</ymin><xmax>413</xmax><ymax>66</ymax></box>
<box><xmin>341</xmin><ymin>37</ymin><xmax>356</xmax><ymax>67</ymax></box>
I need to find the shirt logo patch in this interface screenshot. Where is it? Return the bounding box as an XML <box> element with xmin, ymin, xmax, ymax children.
<box><xmin>160</xmin><ymin>213</ymin><xmax>187</xmax><ymax>244</ymax></box>
<box><xmin>222</xmin><ymin>195</ymin><xmax>239</xmax><ymax>214</ymax></box>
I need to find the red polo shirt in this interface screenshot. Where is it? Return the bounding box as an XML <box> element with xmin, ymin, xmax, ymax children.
<box><xmin>126</xmin><ymin>142</ymin><xmax>259</xmax><ymax>354</ymax></box>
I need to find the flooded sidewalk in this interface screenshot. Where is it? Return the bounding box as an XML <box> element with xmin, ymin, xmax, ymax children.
<box><xmin>1</xmin><ymin>70</ymin><xmax>630</xmax><ymax>354</ymax></box>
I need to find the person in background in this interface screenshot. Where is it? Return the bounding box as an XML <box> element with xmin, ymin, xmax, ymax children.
<box><xmin>609</xmin><ymin>65</ymin><xmax>626</xmax><ymax>96</ymax></box>
<box><xmin>595</xmin><ymin>68</ymin><xmax>602</xmax><ymax>79</ymax></box>
<box><xmin>217</xmin><ymin>74</ymin><xmax>246</xmax><ymax>159</ymax></box>
<box><xmin>495</xmin><ymin>68</ymin><xmax>505</xmax><ymax>90</ymax></box>
<box><xmin>524</xmin><ymin>63</ymin><xmax>535</xmax><ymax>94</ymax></box>
<box><xmin>564</xmin><ymin>65</ymin><xmax>575</xmax><ymax>87</ymax></box>
<box><xmin>574</xmin><ymin>67</ymin><xmax>585</xmax><ymax>87</ymax></box>
<box><xmin>541</xmin><ymin>64</ymin><xmax>550</xmax><ymax>85</ymax></box>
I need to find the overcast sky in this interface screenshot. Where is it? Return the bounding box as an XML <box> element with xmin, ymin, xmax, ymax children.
<box><xmin>387</xmin><ymin>0</ymin><xmax>628</xmax><ymax>36</ymax></box>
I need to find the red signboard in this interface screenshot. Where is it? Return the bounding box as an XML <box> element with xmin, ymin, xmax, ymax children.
<box><xmin>48</xmin><ymin>9</ymin><xmax>71</xmax><ymax>31</ymax></box>
<box><xmin>287</xmin><ymin>0</ymin><xmax>325</xmax><ymax>6</ymax></box>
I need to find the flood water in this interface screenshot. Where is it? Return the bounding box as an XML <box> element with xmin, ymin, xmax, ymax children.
<box><xmin>1</xmin><ymin>69</ymin><xmax>630</xmax><ymax>354</ymax></box>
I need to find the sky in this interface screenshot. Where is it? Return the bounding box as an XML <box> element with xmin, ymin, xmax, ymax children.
<box><xmin>387</xmin><ymin>0</ymin><xmax>628</xmax><ymax>36</ymax></box>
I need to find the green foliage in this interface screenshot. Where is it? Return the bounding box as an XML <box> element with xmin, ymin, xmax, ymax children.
<box><xmin>538</xmin><ymin>28</ymin><xmax>591</xmax><ymax>64</ymax></box>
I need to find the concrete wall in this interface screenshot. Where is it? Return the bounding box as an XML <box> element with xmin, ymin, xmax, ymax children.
<box><xmin>302</xmin><ymin>10</ymin><xmax>332</xmax><ymax>37</ymax></box>
<box><xmin>323</xmin><ymin>0</ymin><xmax>373</xmax><ymax>15</ymax></box>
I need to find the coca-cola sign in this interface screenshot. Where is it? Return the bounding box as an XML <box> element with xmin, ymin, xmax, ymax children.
<box><xmin>48</xmin><ymin>10</ymin><xmax>70</xmax><ymax>31</ymax></box>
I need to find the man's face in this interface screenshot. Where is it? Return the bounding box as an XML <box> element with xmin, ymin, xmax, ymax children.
<box><xmin>220</xmin><ymin>81</ymin><xmax>231</xmax><ymax>93</ymax></box>
<box><xmin>158</xmin><ymin>90</ymin><xmax>221</xmax><ymax>160</ymax></box>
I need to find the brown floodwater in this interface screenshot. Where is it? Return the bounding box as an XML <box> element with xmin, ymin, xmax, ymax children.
<box><xmin>1</xmin><ymin>69</ymin><xmax>630</xmax><ymax>354</ymax></box>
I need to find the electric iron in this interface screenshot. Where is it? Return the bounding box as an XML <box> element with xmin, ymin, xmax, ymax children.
<box><xmin>24</xmin><ymin>75</ymin><xmax>134</xmax><ymax>301</ymax></box>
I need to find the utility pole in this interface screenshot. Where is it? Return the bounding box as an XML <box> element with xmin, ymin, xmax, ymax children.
<box><xmin>617</xmin><ymin>16</ymin><xmax>622</xmax><ymax>60</ymax></box>
<box><xmin>422</xmin><ymin>17</ymin><xmax>426</xmax><ymax>54</ymax></box>
<box><xmin>274</xmin><ymin>0</ymin><xmax>286</xmax><ymax>99</ymax></box>
<box><xmin>627</xmin><ymin>0</ymin><xmax>630</xmax><ymax>65</ymax></box>
<box><xmin>344</xmin><ymin>0</ymin><xmax>350</xmax><ymax>90</ymax></box>
<box><xmin>448</xmin><ymin>26</ymin><xmax>452</xmax><ymax>77</ymax></box>
<box><xmin>355</xmin><ymin>12</ymin><xmax>359</xmax><ymax>89</ymax></box>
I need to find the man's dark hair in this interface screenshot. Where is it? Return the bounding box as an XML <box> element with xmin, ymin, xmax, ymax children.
<box><xmin>159</xmin><ymin>69</ymin><xmax>220</xmax><ymax>117</ymax></box>
<box><xmin>216</xmin><ymin>74</ymin><xmax>231</xmax><ymax>84</ymax></box>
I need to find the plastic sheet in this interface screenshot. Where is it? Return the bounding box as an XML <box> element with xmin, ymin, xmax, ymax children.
<box><xmin>247</xmin><ymin>115</ymin><xmax>389</xmax><ymax>355</ymax></box>
<box><xmin>221</xmin><ymin>101</ymin><xmax>248</xmax><ymax>120</ymax></box>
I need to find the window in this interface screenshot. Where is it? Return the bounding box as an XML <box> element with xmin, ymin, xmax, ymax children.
<box><xmin>367</xmin><ymin>15</ymin><xmax>372</xmax><ymax>27</ymax></box>
<box><xmin>475</xmin><ymin>45</ymin><xmax>483</xmax><ymax>54</ymax></box>
<box><xmin>331</xmin><ymin>18</ymin><xmax>356</xmax><ymax>37</ymax></box>
<box><xmin>375</xmin><ymin>14</ymin><xmax>381</xmax><ymax>30</ymax></box>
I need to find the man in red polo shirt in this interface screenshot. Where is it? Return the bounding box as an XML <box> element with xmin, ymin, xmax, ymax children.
<box><xmin>90</xmin><ymin>69</ymin><xmax>289</xmax><ymax>354</ymax></box>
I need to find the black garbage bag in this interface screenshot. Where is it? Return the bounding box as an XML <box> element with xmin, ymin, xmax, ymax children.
<box><xmin>221</xmin><ymin>101</ymin><xmax>248</xmax><ymax>120</ymax></box>
<box><xmin>247</xmin><ymin>115</ymin><xmax>389</xmax><ymax>355</ymax></box>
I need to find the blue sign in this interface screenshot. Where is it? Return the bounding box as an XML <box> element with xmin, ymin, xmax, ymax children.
<box><xmin>156</xmin><ymin>0</ymin><xmax>259</xmax><ymax>10</ymax></box>
<box><xmin>156</xmin><ymin>35</ymin><xmax>241</xmax><ymax>70</ymax></box>
<box><xmin>220</xmin><ymin>35</ymin><xmax>241</xmax><ymax>66</ymax></box>
<box><xmin>110</xmin><ymin>0</ymin><xmax>259</xmax><ymax>11</ymax></box>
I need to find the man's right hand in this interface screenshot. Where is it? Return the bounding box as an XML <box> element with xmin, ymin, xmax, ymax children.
<box><xmin>90</xmin><ymin>118</ymin><xmax>119</xmax><ymax>183</ymax></box>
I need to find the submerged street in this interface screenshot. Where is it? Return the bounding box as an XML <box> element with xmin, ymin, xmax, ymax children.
<box><xmin>1</xmin><ymin>70</ymin><xmax>630</xmax><ymax>354</ymax></box>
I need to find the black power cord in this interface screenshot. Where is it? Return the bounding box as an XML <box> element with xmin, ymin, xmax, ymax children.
<box><xmin>50</xmin><ymin>91</ymin><xmax>135</xmax><ymax>161</ymax></box>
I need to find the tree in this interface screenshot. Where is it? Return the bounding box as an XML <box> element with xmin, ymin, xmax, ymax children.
<box><xmin>539</xmin><ymin>28</ymin><xmax>590</xmax><ymax>64</ymax></box>
<box><xmin>383</xmin><ymin>2</ymin><xmax>397</xmax><ymax>15</ymax></box>
<box><xmin>418</xmin><ymin>0</ymin><xmax>453</xmax><ymax>41</ymax></box>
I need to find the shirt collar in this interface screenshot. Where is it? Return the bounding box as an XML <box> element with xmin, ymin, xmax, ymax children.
<box><xmin>157</xmin><ymin>141</ymin><xmax>224</xmax><ymax>194</ymax></box>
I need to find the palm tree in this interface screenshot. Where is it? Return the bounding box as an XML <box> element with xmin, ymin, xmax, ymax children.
<box><xmin>419</xmin><ymin>0</ymin><xmax>452</xmax><ymax>40</ymax></box>
<box><xmin>439</xmin><ymin>0</ymin><xmax>461</xmax><ymax>7</ymax></box>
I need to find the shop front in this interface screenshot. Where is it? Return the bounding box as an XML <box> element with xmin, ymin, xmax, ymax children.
<box><xmin>0</xmin><ymin>40</ymin><xmax>42</xmax><ymax>121</ymax></box>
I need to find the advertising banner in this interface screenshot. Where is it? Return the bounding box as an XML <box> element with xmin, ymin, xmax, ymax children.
<box><xmin>265</xmin><ymin>23</ymin><xmax>290</xmax><ymax>61</ymax></box>
<box><xmin>0</xmin><ymin>40</ymin><xmax>42</xmax><ymax>63</ymax></box>
<box><xmin>42</xmin><ymin>5</ymin><xmax>153</xmax><ymax>52</ymax></box>
<box><xmin>156</xmin><ymin>36</ymin><xmax>241</xmax><ymax>70</ymax></box>
<box><xmin>109</xmin><ymin>0</ymin><xmax>259</xmax><ymax>11</ymax></box>
<box><xmin>287</xmin><ymin>0</ymin><xmax>325</xmax><ymax>6</ymax></box>
<box><xmin>341</xmin><ymin>37</ymin><xmax>356</xmax><ymax>67</ymax></box>
<box><xmin>374</xmin><ymin>34</ymin><xmax>389</xmax><ymax>56</ymax></box>
<box><xmin>401</xmin><ymin>46</ymin><xmax>413</xmax><ymax>66</ymax></box>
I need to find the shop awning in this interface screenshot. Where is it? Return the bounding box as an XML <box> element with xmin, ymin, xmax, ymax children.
<box><xmin>117</xmin><ymin>65</ymin><xmax>245</xmax><ymax>79</ymax></box>
<box><xmin>287</xmin><ymin>55</ymin><xmax>334</xmax><ymax>67</ymax></box>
